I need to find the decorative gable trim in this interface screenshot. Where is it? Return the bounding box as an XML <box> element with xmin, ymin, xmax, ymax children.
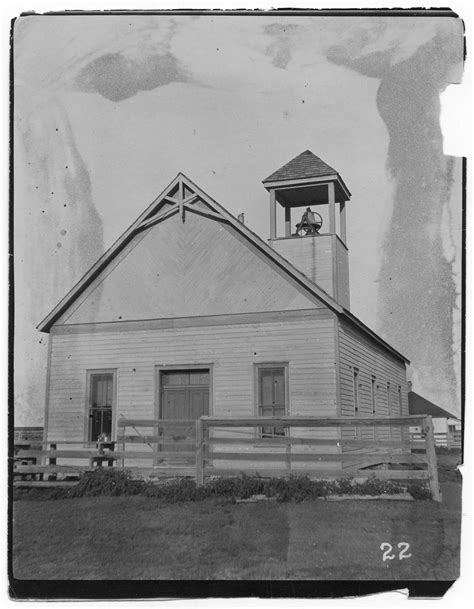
<box><xmin>37</xmin><ymin>173</ymin><xmax>342</xmax><ymax>333</ymax></box>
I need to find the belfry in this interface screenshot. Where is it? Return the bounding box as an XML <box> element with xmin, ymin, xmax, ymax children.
<box><xmin>263</xmin><ymin>150</ymin><xmax>351</xmax><ymax>309</ymax></box>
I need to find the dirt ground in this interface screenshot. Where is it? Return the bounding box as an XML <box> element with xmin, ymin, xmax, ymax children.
<box><xmin>436</xmin><ymin>448</ymin><xmax>462</xmax><ymax>483</ymax></box>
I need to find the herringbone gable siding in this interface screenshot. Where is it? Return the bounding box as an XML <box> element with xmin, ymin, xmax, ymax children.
<box><xmin>59</xmin><ymin>208</ymin><xmax>323</xmax><ymax>325</ymax></box>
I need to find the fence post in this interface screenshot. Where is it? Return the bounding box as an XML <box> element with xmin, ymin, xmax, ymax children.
<box><xmin>49</xmin><ymin>443</ymin><xmax>57</xmax><ymax>465</ymax></box>
<box><xmin>49</xmin><ymin>443</ymin><xmax>57</xmax><ymax>481</ymax></box>
<box><xmin>195</xmin><ymin>418</ymin><xmax>204</xmax><ymax>486</ymax></box>
<box><xmin>424</xmin><ymin>416</ymin><xmax>441</xmax><ymax>502</ymax></box>
<box><xmin>446</xmin><ymin>428</ymin><xmax>452</xmax><ymax>450</ymax></box>
<box><xmin>122</xmin><ymin>426</ymin><xmax>126</xmax><ymax>469</ymax></box>
<box><xmin>285</xmin><ymin>431</ymin><xmax>291</xmax><ymax>473</ymax></box>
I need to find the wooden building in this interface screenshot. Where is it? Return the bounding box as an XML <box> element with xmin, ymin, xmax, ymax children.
<box><xmin>408</xmin><ymin>387</ymin><xmax>461</xmax><ymax>448</ymax></box>
<box><xmin>38</xmin><ymin>151</ymin><xmax>410</xmax><ymax>456</ymax></box>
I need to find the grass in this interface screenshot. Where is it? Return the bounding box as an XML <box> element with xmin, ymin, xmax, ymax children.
<box><xmin>12</xmin><ymin>449</ymin><xmax>462</xmax><ymax>581</ymax></box>
<box><xmin>284</xmin><ymin>482</ymin><xmax>461</xmax><ymax>580</ymax></box>
<box><xmin>12</xmin><ymin>484</ymin><xmax>461</xmax><ymax>580</ymax></box>
<box><xmin>12</xmin><ymin>496</ymin><xmax>289</xmax><ymax>580</ymax></box>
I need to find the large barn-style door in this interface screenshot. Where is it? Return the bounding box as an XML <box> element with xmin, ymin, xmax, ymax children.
<box><xmin>158</xmin><ymin>369</ymin><xmax>210</xmax><ymax>457</ymax></box>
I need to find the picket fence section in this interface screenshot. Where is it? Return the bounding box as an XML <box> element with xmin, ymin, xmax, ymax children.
<box><xmin>13</xmin><ymin>415</ymin><xmax>441</xmax><ymax>501</ymax></box>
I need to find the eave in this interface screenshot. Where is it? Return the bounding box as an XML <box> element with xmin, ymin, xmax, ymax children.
<box><xmin>340</xmin><ymin>308</ymin><xmax>410</xmax><ymax>364</ymax></box>
<box><xmin>263</xmin><ymin>173</ymin><xmax>351</xmax><ymax>201</ymax></box>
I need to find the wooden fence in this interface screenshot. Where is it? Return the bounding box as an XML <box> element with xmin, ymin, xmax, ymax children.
<box><xmin>13</xmin><ymin>415</ymin><xmax>440</xmax><ymax>501</ymax></box>
<box><xmin>13</xmin><ymin>419</ymin><xmax>197</xmax><ymax>486</ymax></box>
<box><xmin>195</xmin><ymin>415</ymin><xmax>440</xmax><ymax>500</ymax></box>
<box><xmin>410</xmin><ymin>429</ymin><xmax>462</xmax><ymax>450</ymax></box>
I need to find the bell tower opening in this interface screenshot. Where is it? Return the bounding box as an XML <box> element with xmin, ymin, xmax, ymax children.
<box><xmin>263</xmin><ymin>150</ymin><xmax>351</xmax><ymax>309</ymax></box>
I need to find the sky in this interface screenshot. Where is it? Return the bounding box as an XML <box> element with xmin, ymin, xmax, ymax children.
<box><xmin>13</xmin><ymin>12</ymin><xmax>464</xmax><ymax>426</ymax></box>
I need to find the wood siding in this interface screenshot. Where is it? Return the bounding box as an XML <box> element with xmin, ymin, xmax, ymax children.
<box><xmin>335</xmin><ymin>236</ymin><xmax>350</xmax><ymax>309</ymax></box>
<box><xmin>46</xmin><ymin>316</ymin><xmax>338</xmax><ymax>442</ymax></box>
<box><xmin>58</xmin><ymin>211</ymin><xmax>321</xmax><ymax>326</ymax></box>
<box><xmin>272</xmin><ymin>235</ymin><xmax>333</xmax><ymax>296</ymax></box>
<box><xmin>272</xmin><ymin>234</ymin><xmax>350</xmax><ymax>309</ymax></box>
<box><xmin>337</xmin><ymin>320</ymin><xmax>409</xmax><ymax>441</ymax></box>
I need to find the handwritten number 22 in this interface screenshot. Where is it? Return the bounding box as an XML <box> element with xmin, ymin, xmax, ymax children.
<box><xmin>380</xmin><ymin>542</ymin><xmax>412</xmax><ymax>562</ymax></box>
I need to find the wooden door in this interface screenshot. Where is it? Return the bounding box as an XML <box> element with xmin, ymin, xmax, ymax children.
<box><xmin>159</xmin><ymin>370</ymin><xmax>209</xmax><ymax>456</ymax></box>
<box><xmin>258</xmin><ymin>366</ymin><xmax>286</xmax><ymax>437</ymax></box>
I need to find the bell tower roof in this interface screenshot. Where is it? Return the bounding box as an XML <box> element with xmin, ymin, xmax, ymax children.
<box><xmin>263</xmin><ymin>150</ymin><xmax>337</xmax><ymax>183</ymax></box>
<box><xmin>263</xmin><ymin>150</ymin><xmax>351</xmax><ymax>202</ymax></box>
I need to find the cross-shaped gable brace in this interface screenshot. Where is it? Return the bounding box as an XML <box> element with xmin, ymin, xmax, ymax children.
<box><xmin>137</xmin><ymin>192</ymin><xmax>222</xmax><ymax>231</ymax></box>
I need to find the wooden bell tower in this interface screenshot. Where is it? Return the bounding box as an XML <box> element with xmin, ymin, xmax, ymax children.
<box><xmin>263</xmin><ymin>150</ymin><xmax>351</xmax><ymax>309</ymax></box>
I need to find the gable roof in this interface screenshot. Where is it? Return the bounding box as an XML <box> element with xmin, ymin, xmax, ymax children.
<box><xmin>263</xmin><ymin>150</ymin><xmax>337</xmax><ymax>183</ymax></box>
<box><xmin>37</xmin><ymin>173</ymin><xmax>408</xmax><ymax>363</ymax></box>
<box><xmin>408</xmin><ymin>391</ymin><xmax>458</xmax><ymax>419</ymax></box>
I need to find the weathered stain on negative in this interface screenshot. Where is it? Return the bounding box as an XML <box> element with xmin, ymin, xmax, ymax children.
<box><xmin>325</xmin><ymin>18</ymin><xmax>463</xmax><ymax>414</ymax></box>
<box><xmin>75</xmin><ymin>51</ymin><xmax>188</xmax><ymax>102</ymax></box>
<box><xmin>14</xmin><ymin>15</ymin><xmax>105</xmax><ymax>424</ymax></box>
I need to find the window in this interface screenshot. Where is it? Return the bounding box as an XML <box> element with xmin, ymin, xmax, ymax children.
<box><xmin>371</xmin><ymin>376</ymin><xmax>377</xmax><ymax>415</ymax></box>
<box><xmin>387</xmin><ymin>382</ymin><xmax>392</xmax><ymax>439</ymax></box>
<box><xmin>88</xmin><ymin>372</ymin><xmax>114</xmax><ymax>442</ymax></box>
<box><xmin>257</xmin><ymin>365</ymin><xmax>287</xmax><ymax>437</ymax></box>
<box><xmin>353</xmin><ymin>368</ymin><xmax>359</xmax><ymax>415</ymax></box>
<box><xmin>398</xmin><ymin>385</ymin><xmax>403</xmax><ymax>415</ymax></box>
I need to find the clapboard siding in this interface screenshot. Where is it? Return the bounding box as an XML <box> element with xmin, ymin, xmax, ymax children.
<box><xmin>273</xmin><ymin>234</ymin><xmax>350</xmax><ymax>309</ymax></box>
<box><xmin>338</xmin><ymin>320</ymin><xmax>408</xmax><ymax>441</ymax></box>
<box><xmin>46</xmin><ymin>317</ymin><xmax>338</xmax><ymax>442</ymax></box>
<box><xmin>272</xmin><ymin>235</ymin><xmax>334</xmax><ymax>297</ymax></box>
<box><xmin>335</xmin><ymin>237</ymin><xmax>350</xmax><ymax>309</ymax></box>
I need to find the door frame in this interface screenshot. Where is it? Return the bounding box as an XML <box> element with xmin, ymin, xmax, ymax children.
<box><xmin>253</xmin><ymin>362</ymin><xmax>290</xmax><ymax>439</ymax></box>
<box><xmin>84</xmin><ymin>368</ymin><xmax>118</xmax><ymax>444</ymax></box>
<box><xmin>154</xmin><ymin>364</ymin><xmax>214</xmax><ymax>464</ymax></box>
<box><xmin>154</xmin><ymin>364</ymin><xmax>214</xmax><ymax>423</ymax></box>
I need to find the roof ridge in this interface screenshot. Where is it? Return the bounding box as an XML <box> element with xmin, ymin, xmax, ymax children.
<box><xmin>263</xmin><ymin>150</ymin><xmax>337</xmax><ymax>183</ymax></box>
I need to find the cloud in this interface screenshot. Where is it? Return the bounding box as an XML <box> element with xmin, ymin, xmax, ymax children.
<box><xmin>75</xmin><ymin>51</ymin><xmax>188</xmax><ymax>101</ymax></box>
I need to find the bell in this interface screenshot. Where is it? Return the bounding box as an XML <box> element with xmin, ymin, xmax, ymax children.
<box><xmin>294</xmin><ymin>207</ymin><xmax>323</xmax><ymax>236</ymax></box>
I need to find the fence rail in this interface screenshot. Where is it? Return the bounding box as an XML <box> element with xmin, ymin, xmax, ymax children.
<box><xmin>13</xmin><ymin>415</ymin><xmax>441</xmax><ymax>501</ymax></box>
<box><xmin>194</xmin><ymin>415</ymin><xmax>440</xmax><ymax>500</ymax></box>
<box><xmin>410</xmin><ymin>430</ymin><xmax>462</xmax><ymax>449</ymax></box>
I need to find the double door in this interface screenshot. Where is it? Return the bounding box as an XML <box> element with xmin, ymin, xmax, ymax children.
<box><xmin>159</xmin><ymin>369</ymin><xmax>209</xmax><ymax>456</ymax></box>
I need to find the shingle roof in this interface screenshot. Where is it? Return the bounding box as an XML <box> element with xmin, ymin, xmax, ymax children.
<box><xmin>263</xmin><ymin>150</ymin><xmax>337</xmax><ymax>183</ymax></box>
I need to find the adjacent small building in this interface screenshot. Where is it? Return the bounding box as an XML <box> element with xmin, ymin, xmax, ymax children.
<box><xmin>408</xmin><ymin>386</ymin><xmax>462</xmax><ymax>448</ymax></box>
<box><xmin>38</xmin><ymin>151</ymin><xmax>410</xmax><ymax>454</ymax></box>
